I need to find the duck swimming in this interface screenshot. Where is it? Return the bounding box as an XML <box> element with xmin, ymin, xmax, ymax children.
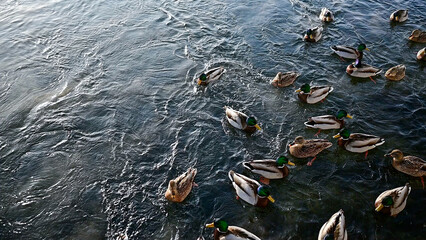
<box><xmin>390</xmin><ymin>10</ymin><xmax>408</xmax><ymax>22</ymax></box>
<box><xmin>296</xmin><ymin>83</ymin><xmax>334</xmax><ymax>104</ymax></box>
<box><xmin>385</xmin><ymin>149</ymin><xmax>426</xmax><ymax>188</ymax></box>
<box><xmin>319</xmin><ymin>8</ymin><xmax>334</xmax><ymax>22</ymax></box>
<box><xmin>408</xmin><ymin>29</ymin><xmax>426</xmax><ymax>43</ymax></box>
<box><xmin>318</xmin><ymin>209</ymin><xmax>348</xmax><ymax>240</ymax></box>
<box><xmin>224</xmin><ymin>106</ymin><xmax>261</xmax><ymax>134</ymax></box>
<box><xmin>165</xmin><ymin>167</ymin><xmax>197</xmax><ymax>202</ymax></box>
<box><xmin>304</xmin><ymin>110</ymin><xmax>353</xmax><ymax>136</ymax></box>
<box><xmin>385</xmin><ymin>64</ymin><xmax>406</xmax><ymax>81</ymax></box>
<box><xmin>331</xmin><ymin>43</ymin><xmax>369</xmax><ymax>60</ymax></box>
<box><xmin>289</xmin><ymin>136</ymin><xmax>332</xmax><ymax>166</ymax></box>
<box><xmin>417</xmin><ymin>47</ymin><xmax>425</xmax><ymax>61</ymax></box>
<box><xmin>205</xmin><ymin>219</ymin><xmax>261</xmax><ymax>240</ymax></box>
<box><xmin>271</xmin><ymin>71</ymin><xmax>300</xmax><ymax>87</ymax></box>
<box><xmin>333</xmin><ymin>129</ymin><xmax>385</xmax><ymax>159</ymax></box>
<box><xmin>304</xmin><ymin>27</ymin><xmax>323</xmax><ymax>42</ymax></box>
<box><xmin>197</xmin><ymin>67</ymin><xmax>225</xmax><ymax>85</ymax></box>
<box><xmin>375</xmin><ymin>183</ymin><xmax>411</xmax><ymax>217</ymax></box>
<box><xmin>228</xmin><ymin>170</ymin><xmax>275</xmax><ymax>207</ymax></box>
<box><xmin>243</xmin><ymin>156</ymin><xmax>295</xmax><ymax>184</ymax></box>
<box><xmin>346</xmin><ymin>58</ymin><xmax>381</xmax><ymax>83</ymax></box>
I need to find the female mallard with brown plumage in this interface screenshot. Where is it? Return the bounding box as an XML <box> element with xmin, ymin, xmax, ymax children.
<box><xmin>333</xmin><ymin>129</ymin><xmax>384</xmax><ymax>159</ymax></box>
<box><xmin>197</xmin><ymin>67</ymin><xmax>225</xmax><ymax>85</ymax></box>
<box><xmin>243</xmin><ymin>156</ymin><xmax>295</xmax><ymax>184</ymax></box>
<box><xmin>271</xmin><ymin>71</ymin><xmax>300</xmax><ymax>87</ymax></box>
<box><xmin>289</xmin><ymin>136</ymin><xmax>332</xmax><ymax>166</ymax></box>
<box><xmin>304</xmin><ymin>110</ymin><xmax>353</xmax><ymax>136</ymax></box>
<box><xmin>295</xmin><ymin>83</ymin><xmax>334</xmax><ymax>104</ymax></box>
<box><xmin>375</xmin><ymin>183</ymin><xmax>411</xmax><ymax>217</ymax></box>
<box><xmin>318</xmin><ymin>209</ymin><xmax>348</xmax><ymax>240</ymax></box>
<box><xmin>205</xmin><ymin>219</ymin><xmax>261</xmax><ymax>240</ymax></box>
<box><xmin>385</xmin><ymin>64</ymin><xmax>406</xmax><ymax>81</ymax></box>
<box><xmin>346</xmin><ymin>58</ymin><xmax>381</xmax><ymax>83</ymax></box>
<box><xmin>228</xmin><ymin>170</ymin><xmax>275</xmax><ymax>207</ymax></box>
<box><xmin>385</xmin><ymin>149</ymin><xmax>426</xmax><ymax>188</ymax></box>
<box><xmin>224</xmin><ymin>106</ymin><xmax>261</xmax><ymax>134</ymax></box>
<box><xmin>165</xmin><ymin>167</ymin><xmax>197</xmax><ymax>202</ymax></box>
<box><xmin>408</xmin><ymin>29</ymin><xmax>426</xmax><ymax>43</ymax></box>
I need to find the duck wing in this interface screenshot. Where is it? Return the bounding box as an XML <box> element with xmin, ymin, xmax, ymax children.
<box><xmin>305</xmin><ymin>115</ymin><xmax>341</xmax><ymax>129</ymax></box>
<box><xmin>227</xmin><ymin>226</ymin><xmax>262</xmax><ymax>240</ymax></box>
<box><xmin>205</xmin><ymin>67</ymin><xmax>225</xmax><ymax>83</ymax></box>
<box><xmin>228</xmin><ymin>170</ymin><xmax>259</xmax><ymax>206</ymax></box>
<box><xmin>400</xmin><ymin>156</ymin><xmax>426</xmax><ymax>176</ymax></box>
<box><xmin>348</xmin><ymin>133</ymin><xmax>384</xmax><ymax>147</ymax></box>
<box><xmin>318</xmin><ymin>209</ymin><xmax>347</xmax><ymax>240</ymax></box>
<box><xmin>175</xmin><ymin>168</ymin><xmax>197</xmax><ymax>193</ymax></box>
<box><xmin>243</xmin><ymin>160</ymin><xmax>282</xmax><ymax>179</ymax></box>
<box><xmin>225</xmin><ymin>106</ymin><xmax>247</xmax><ymax>130</ymax></box>
<box><xmin>302</xmin><ymin>139</ymin><xmax>333</xmax><ymax>156</ymax></box>
<box><xmin>330</xmin><ymin>45</ymin><xmax>358</xmax><ymax>59</ymax></box>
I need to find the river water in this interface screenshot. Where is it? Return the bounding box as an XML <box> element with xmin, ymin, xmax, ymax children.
<box><xmin>0</xmin><ymin>0</ymin><xmax>425</xmax><ymax>239</ymax></box>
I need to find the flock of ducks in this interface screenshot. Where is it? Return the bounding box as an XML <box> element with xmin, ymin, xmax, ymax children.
<box><xmin>164</xmin><ymin>7</ymin><xmax>425</xmax><ymax>240</ymax></box>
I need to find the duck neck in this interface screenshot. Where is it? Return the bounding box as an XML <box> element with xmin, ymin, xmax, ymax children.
<box><xmin>256</xmin><ymin>195</ymin><xmax>269</xmax><ymax>207</ymax></box>
<box><xmin>279</xmin><ymin>166</ymin><xmax>289</xmax><ymax>178</ymax></box>
<box><xmin>214</xmin><ymin>228</ymin><xmax>227</xmax><ymax>240</ymax></box>
<box><xmin>337</xmin><ymin>138</ymin><xmax>346</xmax><ymax>147</ymax></box>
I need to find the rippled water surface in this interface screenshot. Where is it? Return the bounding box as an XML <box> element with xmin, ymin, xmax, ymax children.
<box><xmin>1</xmin><ymin>0</ymin><xmax>425</xmax><ymax>239</ymax></box>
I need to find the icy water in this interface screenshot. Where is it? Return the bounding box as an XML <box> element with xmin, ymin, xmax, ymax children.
<box><xmin>0</xmin><ymin>0</ymin><xmax>425</xmax><ymax>239</ymax></box>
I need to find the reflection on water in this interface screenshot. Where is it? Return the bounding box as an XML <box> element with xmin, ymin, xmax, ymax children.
<box><xmin>0</xmin><ymin>0</ymin><xmax>425</xmax><ymax>239</ymax></box>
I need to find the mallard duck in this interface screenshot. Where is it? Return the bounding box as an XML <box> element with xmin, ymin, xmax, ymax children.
<box><xmin>346</xmin><ymin>58</ymin><xmax>381</xmax><ymax>83</ymax></box>
<box><xmin>289</xmin><ymin>136</ymin><xmax>332</xmax><ymax>166</ymax></box>
<box><xmin>205</xmin><ymin>219</ymin><xmax>261</xmax><ymax>240</ymax></box>
<box><xmin>304</xmin><ymin>27</ymin><xmax>323</xmax><ymax>42</ymax></box>
<box><xmin>318</xmin><ymin>209</ymin><xmax>348</xmax><ymax>240</ymax></box>
<box><xmin>385</xmin><ymin>149</ymin><xmax>426</xmax><ymax>188</ymax></box>
<box><xmin>295</xmin><ymin>83</ymin><xmax>334</xmax><ymax>104</ymax></box>
<box><xmin>408</xmin><ymin>29</ymin><xmax>426</xmax><ymax>43</ymax></box>
<box><xmin>271</xmin><ymin>71</ymin><xmax>300</xmax><ymax>87</ymax></box>
<box><xmin>385</xmin><ymin>64</ymin><xmax>406</xmax><ymax>81</ymax></box>
<box><xmin>165</xmin><ymin>167</ymin><xmax>197</xmax><ymax>202</ymax></box>
<box><xmin>197</xmin><ymin>67</ymin><xmax>225</xmax><ymax>85</ymax></box>
<box><xmin>330</xmin><ymin>43</ymin><xmax>369</xmax><ymax>60</ymax></box>
<box><xmin>319</xmin><ymin>8</ymin><xmax>334</xmax><ymax>22</ymax></box>
<box><xmin>304</xmin><ymin>110</ymin><xmax>353</xmax><ymax>136</ymax></box>
<box><xmin>333</xmin><ymin>129</ymin><xmax>385</xmax><ymax>159</ymax></box>
<box><xmin>225</xmin><ymin>106</ymin><xmax>261</xmax><ymax>134</ymax></box>
<box><xmin>228</xmin><ymin>170</ymin><xmax>275</xmax><ymax>207</ymax></box>
<box><xmin>375</xmin><ymin>183</ymin><xmax>411</xmax><ymax>217</ymax></box>
<box><xmin>417</xmin><ymin>47</ymin><xmax>425</xmax><ymax>61</ymax></box>
<box><xmin>243</xmin><ymin>156</ymin><xmax>295</xmax><ymax>184</ymax></box>
<box><xmin>390</xmin><ymin>10</ymin><xmax>408</xmax><ymax>22</ymax></box>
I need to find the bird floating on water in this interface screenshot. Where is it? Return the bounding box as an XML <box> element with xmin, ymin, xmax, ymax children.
<box><xmin>385</xmin><ymin>64</ymin><xmax>406</xmax><ymax>81</ymax></box>
<box><xmin>289</xmin><ymin>136</ymin><xmax>332</xmax><ymax>166</ymax></box>
<box><xmin>318</xmin><ymin>209</ymin><xmax>348</xmax><ymax>240</ymax></box>
<box><xmin>224</xmin><ymin>106</ymin><xmax>261</xmax><ymax>134</ymax></box>
<box><xmin>408</xmin><ymin>29</ymin><xmax>426</xmax><ymax>43</ymax></box>
<box><xmin>295</xmin><ymin>83</ymin><xmax>333</xmax><ymax>104</ymax></box>
<box><xmin>165</xmin><ymin>167</ymin><xmax>197</xmax><ymax>202</ymax></box>
<box><xmin>243</xmin><ymin>156</ymin><xmax>295</xmax><ymax>185</ymax></box>
<box><xmin>304</xmin><ymin>27</ymin><xmax>323</xmax><ymax>42</ymax></box>
<box><xmin>417</xmin><ymin>47</ymin><xmax>425</xmax><ymax>61</ymax></box>
<box><xmin>331</xmin><ymin>43</ymin><xmax>369</xmax><ymax>61</ymax></box>
<box><xmin>346</xmin><ymin>58</ymin><xmax>381</xmax><ymax>83</ymax></box>
<box><xmin>271</xmin><ymin>71</ymin><xmax>300</xmax><ymax>87</ymax></box>
<box><xmin>319</xmin><ymin>8</ymin><xmax>334</xmax><ymax>22</ymax></box>
<box><xmin>333</xmin><ymin>129</ymin><xmax>385</xmax><ymax>159</ymax></box>
<box><xmin>385</xmin><ymin>149</ymin><xmax>426</xmax><ymax>188</ymax></box>
<box><xmin>304</xmin><ymin>110</ymin><xmax>353</xmax><ymax>137</ymax></box>
<box><xmin>375</xmin><ymin>183</ymin><xmax>411</xmax><ymax>217</ymax></box>
<box><xmin>205</xmin><ymin>219</ymin><xmax>261</xmax><ymax>240</ymax></box>
<box><xmin>390</xmin><ymin>10</ymin><xmax>408</xmax><ymax>22</ymax></box>
<box><xmin>197</xmin><ymin>67</ymin><xmax>225</xmax><ymax>85</ymax></box>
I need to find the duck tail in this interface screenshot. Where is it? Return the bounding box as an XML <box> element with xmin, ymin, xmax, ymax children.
<box><xmin>228</xmin><ymin>170</ymin><xmax>235</xmax><ymax>182</ymax></box>
<box><xmin>242</xmin><ymin>162</ymin><xmax>254</xmax><ymax>171</ymax></box>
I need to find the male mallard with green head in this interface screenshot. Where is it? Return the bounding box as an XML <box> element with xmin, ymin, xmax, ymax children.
<box><xmin>225</xmin><ymin>106</ymin><xmax>261</xmax><ymax>134</ymax></box>
<box><xmin>385</xmin><ymin>149</ymin><xmax>426</xmax><ymax>188</ymax></box>
<box><xmin>304</xmin><ymin>27</ymin><xmax>323</xmax><ymax>42</ymax></box>
<box><xmin>375</xmin><ymin>183</ymin><xmax>411</xmax><ymax>217</ymax></box>
<box><xmin>228</xmin><ymin>170</ymin><xmax>275</xmax><ymax>207</ymax></box>
<box><xmin>205</xmin><ymin>219</ymin><xmax>261</xmax><ymax>240</ymax></box>
<box><xmin>333</xmin><ymin>129</ymin><xmax>385</xmax><ymax>159</ymax></box>
<box><xmin>197</xmin><ymin>67</ymin><xmax>225</xmax><ymax>85</ymax></box>
<box><xmin>243</xmin><ymin>156</ymin><xmax>295</xmax><ymax>184</ymax></box>
<box><xmin>289</xmin><ymin>136</ymin><xmax>332</xmax><ymax>166</ymax></box>
<box><xmin>295</xmin><ymin>83</ymin><xmax>333</xmax><ymax>104</ymax></box>
<box><xmin>304</xmin><ymin>110</ymin><xmax>353</xmax><ymax>136</ymax></box>
<box><xmin>346</xmin><ymin>58</ymin><xmax>381</xmax><ymax>83</ymax></box>
<box><xmin>318</xmin><ymin>209</ymin><xmax>348</xmax><ymax>240</ymax></box>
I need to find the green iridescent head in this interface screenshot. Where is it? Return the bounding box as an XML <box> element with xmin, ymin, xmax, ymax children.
<box><xmin>276</xmin><ymin>156</ymin><xmax>289</xmax><ymax>167</ymax></box>
<box><xmin>206</xmin><ymin>219</ymin><xmax>228</xmax><ymax>233</ymax></box>
<box><xmin>199</xmin><ymin>73</ymin><xmax>207</xmax><ymax>82</ymax></box>
<box><xmin>357</xmin><ymin>43</ymin><xmax>368</xmax><ymax>51</ymax></box>
<box><xmin>300</xmin><ymin>83</ymin><xmax>311</xmax><ymax>93</ymax></box>
<box><xmin>246</xmin><ymin>116</ymin><xmax>257</xmax><ymax>126</ymax></box>
<box><xmin>335</xmin><ymin>110</ymin><xmax>352</xmax><ymax>120</ymax></box>
<box><xmin>382</xmin><ymin>196</ymin><xmax>394</xmax><ymax>207</ymax></box>
<box><xmin>339</xmin><ymin>128</ymin><xmax>351</xmax><ymax>139</ymax></box>
<box><xmin>257</xmin><ymin>186</ymin><xmax>271</xmax><ymax>197</ymax></box>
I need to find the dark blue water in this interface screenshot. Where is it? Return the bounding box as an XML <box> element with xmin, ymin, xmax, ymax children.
<box><xmin>0</xmin><ymin>0</ymin><xmax>425</xmax><ymax>239</ymax></box>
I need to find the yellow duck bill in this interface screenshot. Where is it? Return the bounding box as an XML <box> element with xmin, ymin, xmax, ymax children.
<box><xmin>205</xmin><ymin>222</ymin><xmax>215</xmax><ymax>228</ymax></box>
<box><xmin>267</xmin><ymin>195</ymin><xmax>275</xmax><ymax>203</ymax></box>
<box><xmin>375</xmin><ymin>203</ymin><xmax>384</xmax><ymax>212</ymax></box>
<box><xmin>333</xmin><ymin>134</ymin><xmax>341</xmax><ymax>138</ymax></box>
<box><xmin>255</xmin><ymin>124</ymin><xmax>261</xmax><ymax>130</ymax></box>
